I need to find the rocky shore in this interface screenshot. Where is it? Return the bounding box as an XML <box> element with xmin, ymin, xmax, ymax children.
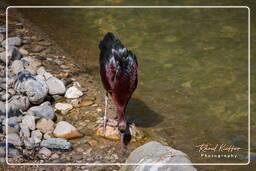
<box><xmin>0</xmin><ymin>9</ymin><xmax>196</xmax><ymax>171</ymax></box>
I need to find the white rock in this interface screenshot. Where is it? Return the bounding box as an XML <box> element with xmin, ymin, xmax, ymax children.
<box><xmin>46</xmin><ymin>77</ymin><xmax>66</xmax><ymax>95</ymax></box>
<box><xmin>123</xmin><ymin>141</ymin><xmax>197</xmax><ymax>171</ymax></box>
<box><xmin>53</xmin><ymin>121</ymin><xmax>82</xmax><ymax>139</ymax></box>
<box><xmin>55</xmin><ymin>103</ymin><xmax>73</xmax><ymax>115</ymax></box>
<box><xmin>21</xmin><ymin>115</ymin><xmax>35</xmax><ymax>130</ymax></box>
<box><xmin>65</xmin><ymin>86</ymin><xmax>83</xmax><ymax>98</ymax></box>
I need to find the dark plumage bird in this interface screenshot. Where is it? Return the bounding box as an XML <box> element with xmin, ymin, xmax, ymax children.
<box><xmin>99</xmin><ymin>32</ymin><xmax>138</xmax><ymax>152</ymax></box>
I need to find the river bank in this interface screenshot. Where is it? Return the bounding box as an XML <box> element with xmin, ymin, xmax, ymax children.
<box><xmin>0</xmin><ymin>9</ymin><xmax>146</xmax><ymax>170</ymax></box>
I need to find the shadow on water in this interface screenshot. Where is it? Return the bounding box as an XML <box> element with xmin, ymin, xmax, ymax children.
<box><xmin>126</xmin><ymin>98</ymin><xmax>164</xmax><ymax>128</ymax></box>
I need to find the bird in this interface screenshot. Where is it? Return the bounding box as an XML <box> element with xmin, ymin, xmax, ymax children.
<box><xmin>99</xmin><ymin>32</ymin><xmax>138</xmax><ymax>153</ymax></box>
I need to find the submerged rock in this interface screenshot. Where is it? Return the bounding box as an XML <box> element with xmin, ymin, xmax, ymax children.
<box><xmin>55</xmin><ymin>102</ymin><xmax>73</xmax><ymax>115</ymax></box>
<box><xmin>53</xmin><ymin>121</ymin><xmax>82</xmax><ymax>139</ymax></box>
<box><xmin>96</xmin><ymin>119</ymin><xmax>144</xmax><ymax>141</ymax></box>
<box><xmin>15</xmin><ymin>71</ymin><xmax>48</xmax><ymax>104</ymax></box>
<box><xmin>40</xmin><ymin>138</ymin><xmax>72</xmax><ymax>151</ymax></box>
<box><xmin>121</xmin><ymin>141</ymin><xmax>197</xmax><ymax>171</ymax></box>
<box><xmin>31</xmin><ymin>45</ymin><xmax>45</xmax><ymax>53</ymax></box>
<box><xmin>28</xmin><ymin>101</ymin><xmax>55</xmax><ymax>120</ymax></box>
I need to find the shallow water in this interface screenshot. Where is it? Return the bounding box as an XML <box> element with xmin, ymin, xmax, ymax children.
<box><xmin>10</xmin><ymin>1</ymin><xmax>255</xmax><ymax>165</ymax></box>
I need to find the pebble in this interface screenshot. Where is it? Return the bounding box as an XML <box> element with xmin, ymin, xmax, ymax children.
<box><xmin>0</xmin><ymin>142</ymin><xmax>21</xmax><ymax>158</ymax></box>
<box><xmin>53</xmin><ymin>121</ymin><xmax>82</xmax><ymax>139</ymax></box>
<box><xmin>56</xmin><ymin>72</ymin><xmax>69</xmax><ymax>79</ymax></box>
<box><xmin>0</xmin><ymin>46</ymin><xmax>22</xmax><ymax>64</ymax></box>
<box><xmin>0</xmin><ymin>34</ymin><xmax>4</xmax><ymax>42</ymax></box>
<box><xmin>43</xmin><ymin>131</ymin><xmax>52</xmax><ymax>140</ymax></box>
<box><xmin>31</xmin><ymin>45</ymin><xmax>45</xmax><ymax>53</ymax></box>
<box><xmin>30</xmin><ymin>130</ymin><xmax>42</xmax><ymax>144</ymax></box>
<box><xmin>38</xmin><ymin>147</ymin><xmax>52</xmax><ymax>159</ymax></box>
<box><xmin>28</xmin><ymin>101</ymin><xmax>55</xmax><ymax>120</ymax></box>
<box><xmin>8</xmin><ymin>95</ymin><xmax>30</xmax><ymax>117</ymax></box>
<box><xmin>65</xmin><ymin>85</ymin><xmax>83</xmax><ymax>99</ymax></box>
<box><xmin>46</xmin><ymin>76</ymin><xmax>66</xmax><ymax>95</ymax></box>
<box><xmin>80</xmin><ymin>100</ymin><xmax>94</xmax><ymax>107</ymax></box>
<box><xmin>65</xmin><ymin>167</ymin><xmax>73</xmax><ymax>171</ymax></box>
<box><xmin>41</xmin><ymin>138</ymin><xmax>72</xmax><ymax>151</ymax></box>
<box><xmin>88</xmin><ymin>140</ymin><xmax>97</xmax><ymax>147</ymax></box>
<box><xmin>8</xmin><ymin>133</ymin><xmax>23</xmax><ymax>146</ymax></box>
<box><xmin>36</xmin><ymin>118</ymin><xmax>55</xmax><ymax>133</ymax></box>
<box><xmin>19</xmin><ymin>48</ymin><xmax>29</xmax><ymax>56</ymax></box>
<box><xmin>2</xmin><ymin>37</ymin><xmax>22</xmax><ymax>47</ymax></box>
<box><xmin>21</xmin><ymin>114</ymin><xmax>35</xmax><ymax>130</ymax></box>
<box><xmin>55</xmin><ymin>103</ymin><xmax>73</xmax><ymax>115</ymax></box>
<box><xmin>19</xmin><ymin>122</ymin><xmax>30</xmax><ymax>138</ymax></box>
<box><xmin>15</xmin><ymin>71</ymin><xmax>48</xmax><ymax>104</ymax></box>
<box><xmin>50</xmin><ymin>153</ymin><xmax>59</xmax><ymax>160</ymax></box>
<box><xmin>70</xmin><ymin>99</ymin><xmax>80</xmax><ymax>107</ymax></box>
<box><xmin>11</xmin><ymin>60</ymin><xmax>25</xmax><ymax>74</ymax></box>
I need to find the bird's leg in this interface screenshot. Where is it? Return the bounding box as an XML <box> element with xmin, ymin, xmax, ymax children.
<box><xmin>103</xmin><ymin>92</ymin><xmax>108</xmax><ymax>134</ymax></box>
<box><xmin>120</xmin><ymin>132</ymin><xmax>126</xmax><ymax>156</ymax></box>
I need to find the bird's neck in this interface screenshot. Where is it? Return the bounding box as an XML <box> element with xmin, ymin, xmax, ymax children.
<box><xmin>117</xmin><ymin>105</ymin><xmax>126</xmax><ymax>121</ymax></box>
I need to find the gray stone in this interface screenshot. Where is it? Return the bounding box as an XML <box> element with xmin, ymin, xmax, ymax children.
<box><xmin>38</xmin><ymin>147</ymin><xmax>52</xmax><ymax>159</ymax></box>
<box><xmin>30</xmin><ymin>130</ymin><xmax>42</xmax><ymax>144</ymax></box>
<box><xmin>0</xmin><ymin>91</ymin><xmax>11</xmax><ymax>101</ymax></box>
<box><xmin>0</xmin><ymin>46</ymin><xmax>22</xmax><ymax>64</ymax></box>
<box><xmin>28</xmin><ymin>101</ymin><xmax>55</xmax><ymax>120</ymax></box>
<box><xmin>0</xmin><ymin>143</ymin><xmax>21</xmax><ymax>158</ymax></box>
<box><xmin>46</xmin><ymin>76</ymin><xmax>66</xmax><ymax>95</ymax></box>
<box><xmin>0</xmin><ymin>27</ymin><xmax>6</xmax><ymax>34</ymax></box>
<box><xmin>19</xmin><ymin>122</ymin><xmax>30</xmax><ymax>138</ymax></box>
<box><xmin>122</xmin><ymin>141</ymin><xmax>197</xmax><ymax>171</ymax></box>
<box><xmin>11</xmin><ymin>60</ymin><xmax>25</xmax><ymax>74</ymax></box>
<box><xmin>8</xmin><ymin>133</ymin><xmax>23</xmax><ymax>147</ymax></box>
<box><xmin>15</xmin><ymin>71</ymin><xmax>48</xmax><ymax>104</ymax></box>
<box><xmin>0</xmin><ymin>101</ymin><xmax>5</xmax><ymax>116</ymax></box>
<box><xmin>21</xmin><ymin>57</ymin><xmax>42</xmax><ymax>75</ymax></box>
<box><xmin>40</xmin><ymin>138</ymin><xmax>72</xmax><ymax>151</ymax></box>
<box><xmin>21</xmin><ymin>115</ymin><xmax>35</xmax><ymax>130</ymax></box>
<box><xmin>23</xmin><ymin>138</ymin><xmax>35</xmax><ymax>149</ymax></box>
<box><xmin>2</xmin><ymin>37</ymin><xmax>22</xmax><ymax>47</ymax></box>
<box><xmin>8</xmin><ymin>95</ymin><xmax>30</xmax><ymax>117</ymax></box>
